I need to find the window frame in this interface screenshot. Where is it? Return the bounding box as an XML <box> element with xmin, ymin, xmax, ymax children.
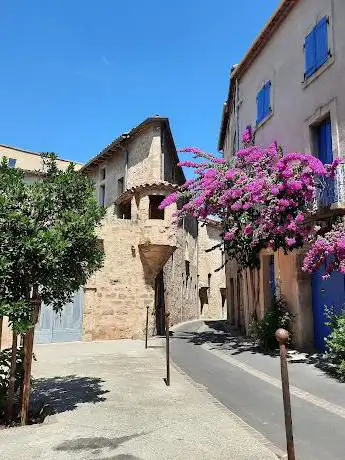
<box><xmin>256</xmin><ymin>81</ymin><xmax>272</xmax><ymax>126</ymax></box>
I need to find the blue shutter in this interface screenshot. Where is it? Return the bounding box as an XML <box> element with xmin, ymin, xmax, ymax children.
<box><xmin>256</xmin><ymin>88</ymin><xmax>264</xmax><ymax>124</ymax></box>
<box><xmin>263</xmin><ymin>81</ymin><xmax>271</xmax><ymax>118</ymax></box>
<box><xmin>7</xmin><ymin>158</ymin><xmax>16</xmax><ymax>168</ymax></box>
<box><xmin>305</xmin><ymin>29</ymin><xmax>316</xmax><ymax>78</ymax></box>
<box><xmin>315</xmin><ymin>17</ymin><xmax>329</xmax><ymax>69</ymax></box>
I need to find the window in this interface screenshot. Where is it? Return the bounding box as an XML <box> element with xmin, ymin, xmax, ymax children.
<box><xmin>100</xmin><ymin>167</ymin><xmax>106</xmax><ymax>181</ymax></box>
<box><xmin>99</xmin><ymin>184</ymin><xmax>106</xmax><ymax>207</ymax></box>
<box><xmin>7</xmin><ymin>158</ymin><xmax>16</xmax><ymax>168</ymax></box>
<box><xmin>149</xmin><ymin>195</ymin><xmax>165</xmax><ymax>220</ymax></box>
<box><xmin>118</xmin><ymin>177</ymin><xmax>124</xmax><ymax>196</ymax></box>
<box><xmin>185</xmin><ymin>261</ymin><xmax>190</xmax><ymax>280</ymax></box>
<box><xmin>116</xmin><ymin>200</ymin><xmax>131</xmax><ymax>219</ymax></box>
<box><xmin>256</xmin><ymin>81</ymin><xmax>271</xmax><ymax>125</ymax></box>
<box><xmin>269</xmin><ymin>255</ymin><xmax>275</xmax><ymax>299</ymax></box>
<box><xmin>304</xmin><ymin>17</ymin><xmax>329</xmax><ymax>79</ymax></box>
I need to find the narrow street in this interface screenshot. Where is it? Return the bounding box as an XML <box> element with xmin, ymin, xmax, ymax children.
<box><xmin>171</xmin><ymin>320</ymin><xmax>345</xmax><ymax>460</ymax></box>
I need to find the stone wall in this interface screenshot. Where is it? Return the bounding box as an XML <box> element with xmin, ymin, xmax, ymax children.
<box><xmin>84</xmin><ymin>193</ymin><xmax>178</xmax><ymax>340</ymax></box>
<box><xmin>163</xmin><ymin>216</ymin><xmax>199</xmax><ymax>328</ymax></box>
<box><xmin>198</xmin><ymin>223</ymin><xmax>227</xmax><ymax>319</ymax></box>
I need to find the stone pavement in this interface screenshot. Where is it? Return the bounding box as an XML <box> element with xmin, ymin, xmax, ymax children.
<box><xmin>0</xmin><ymin>339</ymin><xmax>278</xmax><ymax>460</ymax></box>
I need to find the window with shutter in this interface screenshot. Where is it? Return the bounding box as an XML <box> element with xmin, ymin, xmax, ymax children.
<box><xmin>304</xmin><ymin>16</ymin><xmax>329</xmax><ymax>79</ymax></box>
<box><xmin>256</xmin><ymin>81</ymin><xmax>271</xmax><ymax>125</ymax></box>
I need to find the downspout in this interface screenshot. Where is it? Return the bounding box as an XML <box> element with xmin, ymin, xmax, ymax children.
<box><xmin>124</xmin><ymin>149</ymin><xmax>129</xmax><ymax>189</ymax></box>
<box><xmin>235</xmin><ymin>78</ymin><xmax>240</xmax><ymax>151</ymax></box>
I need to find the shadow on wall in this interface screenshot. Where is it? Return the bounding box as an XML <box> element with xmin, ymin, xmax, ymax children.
<box><xmin>55</xmin><ymin>434</ymin><xmax>145</xmax><ymax>460</ymax></box>
<box><xmin>31</xmin><ymin>375</ymin><xmax>109</xmax><ymax>413</ymax></box>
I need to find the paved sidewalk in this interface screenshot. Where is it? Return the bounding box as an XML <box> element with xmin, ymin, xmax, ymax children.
<box><xmin>0</xmin><ymin>339</ymin><xmax>277</xmax><ymax>460</ymax></box>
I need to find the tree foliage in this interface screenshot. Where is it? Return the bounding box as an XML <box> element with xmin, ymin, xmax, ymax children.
<box><xmin>0</xmin><ymin>154</ymin><xmax>105</xmax><ymax>326</ymax></box>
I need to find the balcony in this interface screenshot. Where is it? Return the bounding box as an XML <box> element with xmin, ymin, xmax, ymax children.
<box><xmin>309</xmin><ymin>164</ymin><xmax>345</xmax><ymax>219</ymax></box>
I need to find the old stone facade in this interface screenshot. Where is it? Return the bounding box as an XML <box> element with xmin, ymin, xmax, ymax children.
<box><xmin>83</xmin><ymin>117</ymin><xmax>226</xmax><ymax>340</ymax></box>
<box><xmin>0</xmin><ymin>117</ymin><xmax>226</xmax><ymax>346</ymax></box>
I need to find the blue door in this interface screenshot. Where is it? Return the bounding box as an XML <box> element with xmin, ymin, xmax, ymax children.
<box><xmin>269</xmin><ymin>255</ymin><xmax>276</xmax><ymax>300</ymax></box>
<box><xmin>35</xmin><ymin>290</ymin><xmax>83</xmax><ymax>344</ymax></box>
<box><xmin>311</xmin><ymin>264</ymin><xmax>345</xmax><ymax>351</ymax></box>
<box><xmin>317</xmin><ymin>118</ymin><xmax>334</xmax><ymax>206</ymax></box>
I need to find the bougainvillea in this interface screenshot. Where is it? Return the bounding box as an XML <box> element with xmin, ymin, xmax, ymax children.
<box><xmin>160</xmin><ymin>135</ymin><xmax>341</xmax><ymax>269</ymax></box>
<box><xmin>303</xmin><ymin>222</ymin><xmax>345</xmax><ymax>278</ymax></box>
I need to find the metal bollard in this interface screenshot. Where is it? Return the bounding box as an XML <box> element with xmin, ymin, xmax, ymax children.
<box><xmin>276</xmin><ymin>328</ymin><xmax>295</xmax><ymax>460</ymax></box>
<box><xmin>165</xmin><ymin>312</ymin><xmax>170</xmax><ymax>386</ymax></box>
<box><xmin>145</xmin><ymin>306</ymin><xmax>149</xmax><ymax>349</ymax></box>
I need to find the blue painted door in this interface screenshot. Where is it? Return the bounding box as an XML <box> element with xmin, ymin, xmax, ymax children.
<box><xmin>269</xmin><ymin>255</ymin><xmax>276</xmax><ymax>300</ymax></box>
<box><xmin>35</xmin><ymin>290</ymin><xmax>83</xmax><ymax>344</ymax></box>
<box><xmin>311</xmin><ymin>264</ymin><xmax>345</xmax><ymax>351</ymax></box>
<box><xmin>317</xmin><ymin>118</ymin><xmax>334</xmax><ymax>206</ymax></box>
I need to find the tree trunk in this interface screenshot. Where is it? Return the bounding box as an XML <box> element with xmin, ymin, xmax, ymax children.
<box><xmin>20</xmin><ymin>288</ymin><xmax>40</xmax><ymax>426</ymax></box>
<box><xmin>5</xmin><ymin>330</ymin><xmax>17</xmax><ymax>424</ymax></box>
<box><xmin>0</xmin><ymin>316</ymin><xmax>3</xmax><ymax>351</ymax></box>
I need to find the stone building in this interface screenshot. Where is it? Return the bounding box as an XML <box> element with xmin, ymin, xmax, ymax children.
<box><xmin>82</xmin><ymin>116</ymin><xmax>226</xmax><ymax>340</ymax></box>
<box><xmin>218</xmin><ymin>0</ymin><xmax>345</xmax><ymax>349</ymax></box>
<box><xmin>0</xmin><ymin>117</ymin><xmax>226</xmax><ymax>347</ymax></box>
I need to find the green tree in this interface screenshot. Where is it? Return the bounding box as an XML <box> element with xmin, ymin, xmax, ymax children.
<box><xmin>0</xmin><ymin>155</ymin><xmax>105</xmax><ymax>424</ymax></box>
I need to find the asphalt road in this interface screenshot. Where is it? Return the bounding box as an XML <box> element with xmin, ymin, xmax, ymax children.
<box><xmin>170</xmin><ymin>320</ymin><xmax>345</xmax><ymax>460</ymax></box>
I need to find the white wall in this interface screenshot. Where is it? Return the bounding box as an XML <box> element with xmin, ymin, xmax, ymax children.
<box><xmin>224</xmin><ymin>0</ymin><xmax>345</xmax><ymax>160</ymax></box>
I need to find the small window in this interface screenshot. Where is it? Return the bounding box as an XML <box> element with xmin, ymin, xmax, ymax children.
<box><xmin>304</xmin><ymin>17</ymin><xmax>329</xmax><ymax>79</ymax></box>
<box><xmin>117</xmin><ymin>200</ymin><xmax>131</xmax><ymax>219</ymax></box>
<box><xmin>149</xmin><ymin>195</ymin><xmax>165</xmax><ymax>220</ymax></box>
<box><xmin>100</xmin><ymin>167</ymin><xmax>106</xmax><ymax>181</ymax></box>
<box><xmin>8</xmin><ymin>158</ymin><xmax>16</xmax><ymax>168</ymax></box>
<box><xmin>99</xmin><ymin>184</ymin><xmax>106</xmax><ymax>207</ymax></box>
<box><xmin>256</xmin><ymin>81</ymin><xmax>271</xmax><ymax>125</ymax></box>
<box><xmin>185</xmin><ymin>261</ymin><xmax>190</xmax><ymax>279</ymax></box>
<box><xmin>118</xmin><ymin>177</ymin><xmax>124</xmax><ymax>196</ymax></box>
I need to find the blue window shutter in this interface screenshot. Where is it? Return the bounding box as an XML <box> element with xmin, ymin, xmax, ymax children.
<box><xmin>305</xmin><ymin>29</ymin><xmax>316</xmax><ymax>78</ymax></box>
<box><xmin>315</xmin><ymin>17</ymin><xmax>329</xmax><ymax>69</ymax></box>
<box><xmin>7</xmin><ymin>158</ymin><xmax>16</xmax><ymax>168</ymax></box>
<box><xmin>256</xmin><ymin>88</ymin><xmax>263</xmax><ymax>123</ymax></box>
<box><xmin>263</xmin><ymin>81</ymin><xmax>271</xmax><ymax>117</ymax></box>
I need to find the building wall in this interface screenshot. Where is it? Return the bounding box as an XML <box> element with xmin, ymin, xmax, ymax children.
<box><xmin>198</xmin><ymin>223</ymin><xmax>227</xmax><ymax>319</ymax></box>
<box><xmin>84</xmin><ymin>194</ymin><xmax>178</xmax><ymax>340</ymax></box>
<box><xmin>163</xmin><ymin>216</ymin><xmax>199</xmax><ymax>328</ymax></box>
<box><xmin>222</xmin><ymin>0</ymin><xmax>345</xmax><ymax>349</ymax></box>
<box><xmin>0</xmin><ymin>144</ymin><xmax>82</xmax><ymax>172</ymax></box>
<box><xmin>225</xmin><ymin>0</ymin><xmax>345</xmax><ymax>161</ymax></box>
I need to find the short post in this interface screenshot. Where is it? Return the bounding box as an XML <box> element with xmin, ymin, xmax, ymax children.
<box><xmin>276</xmin><ymin>328</ymin><xmax>295</xmax><ymax>460</ymax></box>
<box><xmin>145</xmin><ymin>306</ymin><xmax>149</xmax><ymax>349</ymax></box>
<box><xmin>165</xmin><ymin>312</ymin><xmax>170</xmax><ymax>386</ymax></box>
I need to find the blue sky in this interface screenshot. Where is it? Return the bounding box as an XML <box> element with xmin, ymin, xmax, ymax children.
<box><xmin>1</xmin><ymin>1</ymin><xmax>280</xmax><ymax>165</ymax></box>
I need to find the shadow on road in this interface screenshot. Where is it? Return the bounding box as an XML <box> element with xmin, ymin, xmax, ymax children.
<box><xmin>55</xmin><ymin>434</ymin><xmax>144</xmax><ymax>460</ymax></box>
<box><xmin>174</xmin><ymin>320</ymin><xmax>279</xmax><ymax>357</ymax></box>
<box><xmin>31</xmin><ymin>375</ymin><xmax>109</xmax><ymax>413</ymax></box>
<box><xmin>174</xmin><ymin>320</ymin><xmax>345</xmax><ymax>383</ymax></box>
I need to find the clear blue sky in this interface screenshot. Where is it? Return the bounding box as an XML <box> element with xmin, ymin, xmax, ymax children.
<box><xmin>1</xmin><ymin>1</ymin><xmax>280</xmax><ymax>164</ymax></box>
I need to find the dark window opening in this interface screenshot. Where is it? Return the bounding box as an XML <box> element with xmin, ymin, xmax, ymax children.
<box><xmin>118</xmin><ymin>177</ymin><xmax>124</xmax><ymax>196</ymax></box>
<box><xmin>149</xmin><ymin>195</ymin><xmax>165</xmax><ymax>219</ymax></box>
<box><xmin>117</xmin><ymin>200</ymin><xmax>131</xmax><ymax>219</ymax></box>
<box><xmin>185</xmin><ymin>261</ymin><xmax>190</xmax><ymax>280</ymax></box>
<box><xmin>8</xmin><ymin>158</ymin><xmax>16</xmax><ymax>168</ymax></box>
<box><xmin>99</xmin><ymin>184</ymin><xmax>106</xmax><ymax>207</ymax></box>
<box><xmin>100</xmin><ymin>167</ymin><xmax>106</xmax><ymax>180</ymax></box>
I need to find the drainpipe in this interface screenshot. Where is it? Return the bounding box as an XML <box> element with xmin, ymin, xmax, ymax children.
<box><xmin>235</xmin><ymin>78</ymin><xmax>240</xmax><ymax>151</ymax></box>
<box><xmin>124</xmin><ymin>149</ymin><xmax>129</xmax><ymax>189</ymax></box>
